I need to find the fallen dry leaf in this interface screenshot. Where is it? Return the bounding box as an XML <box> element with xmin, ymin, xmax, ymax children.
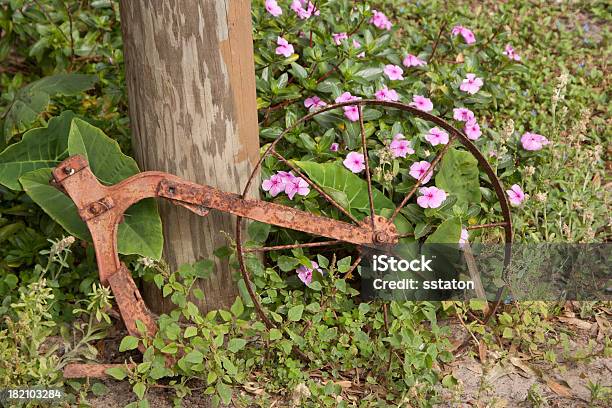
<box><xmin>335</xmin><ymin>380</ymin><xmax>352</xmax><ymax>389</ymax></box>
<box><xmin>545</xmin><ymin>377</ymin><xmax>572</xmax><ymax>397</ymax></box>
<box><xmin>509</xmin><ymin>357</ymin><xmax>537</xmax><ymax>378</ymax></box>
<box><xmin>486</xmin><ymin>364</ymin><xmax>510</xmax><ymax>383</ymax></box>
<box><xmin>478</xmin><ymin>342</ymin><xmax>487</xmax><ymax>364</ymax></box>
<box><xmin>557</xmin><ymin>316</ymin><xmax>593</xmax><ymax>330</ymax></box>
<box><xmin>243</xmin><ymin>382</ymin><xmax>264</xmax><ymax>395</ymax></box>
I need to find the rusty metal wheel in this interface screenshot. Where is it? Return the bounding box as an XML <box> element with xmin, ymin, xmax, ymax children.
<box><xmin>235</xmin><ymin>99</ymin><xmax>513</xmax><ymax>332</ymax></box>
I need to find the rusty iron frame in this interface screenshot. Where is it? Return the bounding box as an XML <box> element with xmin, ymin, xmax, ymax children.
<box><xmin>53</xmin><ymin>100</ymin><xmax>512</xmax><ymax>378</ymax></box>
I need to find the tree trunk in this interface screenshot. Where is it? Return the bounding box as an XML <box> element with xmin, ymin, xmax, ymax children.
<box><xmin>119</xmin><ymin>0</ymin><xmax>259</xmax><ymax>313</ymax></box>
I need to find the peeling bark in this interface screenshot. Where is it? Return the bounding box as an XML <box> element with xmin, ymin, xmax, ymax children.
<box><xmin>119</xmin><ymin>0</ymin><xmax>259</xmax><ymax>313</ymax></box>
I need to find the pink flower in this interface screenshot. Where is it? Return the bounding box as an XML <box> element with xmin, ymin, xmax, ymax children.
<box><xmin>409</xmin><ymin>161</ymin><xmax>433</xmax><ymax>184</ymax></box>
<box><xmin>453</xmin><ymin>107</ymin><xmax>475</xmax><ymax>122</ymax></box>
<box><xmin>304</xmin><ymin>96</ymin><xmax>327</xmax><ymax>110</ymax></box>
<box><xmin>335</xmin><ymin>92</ymin><xmax>358</xmax><ymax>104</ymax></box>
<box><xmin>520</xmin><ymin>132</ymin><xmax>549</xmax><ymax>151</ymax></box>
<box><xmin>503</xmin><ymin>44</ymin><xmax>521</xmax><ymax>61</ymax></box>
<box><xmin>296</xmin><ymin>261</ymin><xmax>321</xmax><ymax>285</ymax></box>
<box><xmin>333</xmin><ymin>32</ymin><xmax>348</xmax><ymax>45</ymax></box>
<box><xmin>357</xmin><ymin>51</ymin><xmax>366</xmax><ymax>58</ymax></box>
<box><xmin>464</xmin><ymin>119</ymin><xmax>481</xmax><ymax>140</ymax></box>
<box><xmin>425</xmin><ymin>127</ymin><xmax>449</xmax><ymax>146</ymax></box>
<box><xmin>374</xmin><ymin>86</ymin><xmax>399</xmax><ymax>102</ymax></box>
<box><xmin>459</xmin><ymin>228</ymin><xmax>469</xmax><ymax>245</ymax></box>
<box><xmin>335</xmin><ymin>92</ymin><xmax>361</xmax><ymax>122</ymax></box>
<box><xmin>291</xmin><ymin>0</ymin><xmax>319</xmax><ymax>19</ymax></box>
<box><xmin>275</xmin><ymin>36</ymin><xmax>294</xmax><ymax>58</ymax></box>
<box><xmin>460</xmin><ymin>73</ymin><xmax>484</xmax><ymax>94</ymax></box>
<box><xmin>417</xmin><ymin>186</ymin><xmax>447</xmax><ymax>208</ymax></box>
<box><xmin>261</xmin><ymin>174</ymin><xmax>286</xmax><ymax>197</ymax></box>
<box><xmin>390</xmin><ymin>135</ymin><xmax>414</xmax><ymax>158</ymax></box>
<box><xmin>352</xmin><ymin>39</ymin><xmax>361</xmax><ymax>48</ymax></box>
<box><xmin>343</xmin><ymin>151</ymin><xmax>365</xmax><ymax>173</ymax></box>
<box><xmin>370</xmin><ymin>10</ymin><xmax>392</xmax><ymax>30</ymax></box>
<box><xmin>342</xmin><ymin>105</ymin><xmax>359</xmax><ymax>121</ymax></box>
<box><xmin>452</xmin><ymin>25</ymin><xmax>476</xmax><ymax>44</ymax></box>
<box><xmin>506</xmin><ymin>184</ymin><xmax>526</xmax><ymax>206</ymax></box>
<box><xmin>403</xmin><ymin>54</ymin><xmax>427</xmax><ymax>67</ymax></box>
<box><xmin>285</xmin><ymin>176</ymin><xmax>310</xmax><ymax>200</ymax></box>
<box><xmin>330</xmin><ymin>143</ymin><xmax>339</xmax><ymax>152</ymax></box>
<box><xmin>409</xmin><ymin>95</ymin><xmax>434</xmax><ymax>112</ymax></box>
<box><xmin>265</xmin><ymin>0</ymin><xmax>282</xmax><ymax>17</ymax></box>
<box><xmin>276</xmin><ymin>171</ymin><xmax>295</xmax><ymax>183</ymax></box>
<box><xmin>384</xmin><ymin>64</ymin><xmax>404</xmax><ymax>80</ymax></box>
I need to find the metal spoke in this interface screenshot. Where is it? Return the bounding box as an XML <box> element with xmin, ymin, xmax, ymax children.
<box><xmin>270</xmin><ymin>148</ymin><xmax>361</xmax><ymax>224</ymax></box>
<box><xmin>397</xmin><ymin>222</ymin><xmax>509</xmax><ymax>239</ymax></box>
<box><xmin>344</xmin><ymin>254</ymin><xmax>363</xmax><ymax>279</ymax></box>
<box><xmin>358</xmin><ymin>106</ymin><xmax>376</xmax><ymax>230</ymax></box>
<box><xmin>244</xmin><ymin>240</ymin><xmax>342</xmax><ymax>253</ymax></box>
<box><xmin>389</xmin><ymin>135</ymin><xmax>456</xmax><ymax>223</ymax></box>
<box><xmin>467</xmin><ymin>222</ymin><xmax>508</xmax><ymax>230</ymax></box>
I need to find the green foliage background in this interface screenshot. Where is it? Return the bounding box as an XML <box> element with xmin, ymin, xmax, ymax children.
<box><xmin>0</xmin><ymin>0</ymin><xmax>609</xmax><ymax>406</ymax></box>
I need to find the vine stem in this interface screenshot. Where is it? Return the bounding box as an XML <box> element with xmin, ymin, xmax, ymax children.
<box><xmin>428</xmin><ymin>21</ymin><xmax>448</xmax><ymax>64</ymax></box>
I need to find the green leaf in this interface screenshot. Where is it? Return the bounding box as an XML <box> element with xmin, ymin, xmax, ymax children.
<box><xmin>193</xmin><ymin>259</ymin><xmax>214</xmax><ymax>279</ymax></box>
<box><xmin>247</xmin><ymin>221</ymin><xmax>271</xmax><ymax>243</ymax></box>
<box><xmin>502</xmin><ymin>327</ymin><xmax>514</xmax><ymax>339</ymax></box>
<box><xmin>183</xmin><ymin>326</ymin><xmax>198</xmax><ymax>338</ymax></box>
<box><xmin>3</xmin><ymin>74</ymin><xmax>97</xmax><ymax>143</ymax></box>
<box><xmin>207</xmin><ymin>371</ymin><xmax>218</xmax><ymax>385</ymax></box>
<box><xmin>230</xmin><ymin>296</ymin><xmax>244</xmax><ymax>317</ymax></box>
<box><xmin>353</xmin><ymin>67</ymin><xmax>383</xmax><ymax>80</ymax></box>
<box><xmin>295</xmin><ymin>161</ymin><xmax>394</xmax><ymax>218</ymax></box>
<box><xmin>227</xmin><ymin>338</ymin><xmax>247</xmax><ymax>353</ymax></box>
<box><xmin>19</xmin><ymin>168</ymin><xmax>91</xmax><ymax>240</ymax></box>
<box><xmin>269</xmin><ymin>328</ymin><xmax>283</xmax><ymax>341</ymax></box>
<box><xmin>469</xmin><ymin>298</ymin><xmax>488</xmax><ymax>311</ymax></box>
<box><xmin>0</xmin><ymin>111</ymin><xmax>74</xmax><ymax>190</ymax></box>
<box><xmin>425</xmin><ymin>217</ymin><xmax>461</xmax><ymax>244</ymax></box>
<box><xmin>184</xmin><ymin>350</ymin><xmax>204</xmax><ymax>364</ymax></box>
<box><xmin>132</xmin><ymin>382</ymin><xmax>146</xmax><ymax>400</ymax></box>
<box><xmin>67</xmin><ymin>118</ymin><xmax>163</xmax><ymax>258</ymax></box>
<box><xmin>67</xmin><ymin>118</ymin><xmax>138</xmax><ymax>183</ymax></box>
<box><xmin>91</xmin><ymin>382</ymin><xmax>109</xmax><ymax>397</ymax></box>
<box><xmin>221</xmin><ymin>356</ymin><xmax>237</xmax><ymax>376</ymax></box>
<box><xmin>160</xmin><ymin>343</ymin><xmax>178</xmax><ymax>354</ymax></box>
<box><xmin>288</xmin><ymin>304</ymin><xmax>304</xmax><ymax>321</ymax></box>
<box><xmin>216</xmin><ymin>382</ymin><xmax>232</xmax><ymax>405</ymax></box>
<box><xmin>277</xmin><ymin>255</ymin><xmax>299</xmax><ymax>272</ymax></box>
<box><xmin>290</xmin><ymin>62</ymin><xmax>308</xmax><ymax>79</ymax></box>
<box><xmin>442</xmin><ymin>374</ymin><xmax>458</xmax><ymax>388</ymax></box>
<box><xmin>435</xmin><ymin>148</ymin><xmax>481</xmax><ymax>208</ymax></box>
<box><xmin>119</xmin><ymin>335</ymin><xmax>139</xmax><ymax>352</ymax></box>
<box><xmin>105</xmin><ymin>366</ymin><xmax>127</xmax><ymax>380</ymax></box>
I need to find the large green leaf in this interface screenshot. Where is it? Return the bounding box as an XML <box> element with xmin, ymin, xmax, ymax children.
<box><xmin>295</xmin><ymin>161</ymin><xmax>395</xmax><ymax>218</ymax></box>
<box><xmin>19</xmin><ymin>168</ymin><xmax>91</xmax><ymax>241</ymax></box>
<box><xmin>435</xmin><ymin>148</ymin><xmax>481</xmax><ymax>208</ymax></box>
<box><xmin>67</xmin><ymin>118</ymin><xmax>140</xmax><ymax>184</ymax></box>
<box><xmin>17</xmin><ymin>118</ymin><xmax>163</xmax><ymax>259</ymax></box>
<box><xmin>67</xmin><ymin>119</ymin><xmax>163</xmax><ymax>258</ymax></box>
<box><xmin>425</xmin><ymin>217</ymin><xmax>461</xmax><ymax>243</ymax></box>
<box><xmin>3</xmin><ymin>74</ymin><xmax>97</xmax><ymax>143</ymax></box>
<box><xmin>0</xmin><ymin>111</ymin><xmax>75</xmax><ymax>190</ymax></box>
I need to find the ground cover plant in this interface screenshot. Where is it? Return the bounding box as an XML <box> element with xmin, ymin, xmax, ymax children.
<box><xmin>0</xmin><ymin>0</ymin><xmax>610</xmax><ymax>407</ymax></box>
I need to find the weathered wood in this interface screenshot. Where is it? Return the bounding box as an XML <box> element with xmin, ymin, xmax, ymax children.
<box><xmin>119</xmin><ymin>0</ymin><xmax>259</xmax><ymax>312</ymax></box>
